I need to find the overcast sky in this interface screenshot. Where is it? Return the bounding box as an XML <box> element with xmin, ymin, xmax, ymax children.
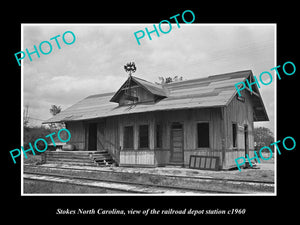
<box><xmin>22</xmin><ymin>24</ymin><xmax>275</xmax><ymax>132</ymax></box>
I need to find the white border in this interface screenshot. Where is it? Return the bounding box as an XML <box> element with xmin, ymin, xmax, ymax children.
<box><xmin>21</xmin><ymin>23</ymin><xmax>24</xmax><ymax>195</ymax></box>
<box><xmin>21</xmin><ymin>23</ymin><xmax>277</xmax><ymax>197</ymax></box>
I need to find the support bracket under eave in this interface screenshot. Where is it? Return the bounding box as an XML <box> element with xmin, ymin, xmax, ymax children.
<box><xmin>245</xmin><ymin>87</ymin><xmax>260</xmax><ymax>97</ymax></box>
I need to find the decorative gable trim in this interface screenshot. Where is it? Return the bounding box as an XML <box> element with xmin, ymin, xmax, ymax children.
<box><xmin>110</xmin><ymin>76</ymin><xmax>168</xmax><ymax>104</ymax></box>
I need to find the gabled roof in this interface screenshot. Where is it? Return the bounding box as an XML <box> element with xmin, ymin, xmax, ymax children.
<box><xmin>110</xmin><ymin>76</ymin><xmax>168</xmax><ymax>103</ymax></box>
<box><xmin>43</xmin><ymin>70</ymin><xmax>269</xmax><ymax>124</ymax></box>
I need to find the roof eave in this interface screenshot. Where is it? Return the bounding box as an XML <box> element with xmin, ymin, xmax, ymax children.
<box><xmin>225</xmin><ymin>71</ymin><xmax>269</xmax><ymax>122</ymax></box>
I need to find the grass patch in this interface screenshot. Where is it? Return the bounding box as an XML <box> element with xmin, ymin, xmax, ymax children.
<box><xmin>261</xmin><ymin>173</ymin><xmax>269</xmax><ymax>178</ymax></box>
<box><xmin>23</xmin><ymin>154</ymin><xmax>43</xmax><ymax>165</ymax></box>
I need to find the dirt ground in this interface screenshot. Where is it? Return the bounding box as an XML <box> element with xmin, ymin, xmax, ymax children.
<box><xmin>106</xmin><ymin>162</ymin><xmax>275</xmax><ymax>183</ymax></box>
<box><xmin>24</xmin><ymin>154</ymin><xmax>275</xmax><ymax>183</ymax></box>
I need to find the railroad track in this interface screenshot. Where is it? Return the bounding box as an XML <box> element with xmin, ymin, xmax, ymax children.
<box><xmin>24</xmin><ymin>171</ymin><xmax>245</xmax><ymax>194</ymax></box>
<box><xmin>23</xmin><ymin>164</ymin><xmax>274</xmax><ymax>194</ymax></box>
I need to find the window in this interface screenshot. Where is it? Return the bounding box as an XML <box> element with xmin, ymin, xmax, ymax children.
<box><xmin>232</xmin><ymin>123</ymin><xmax>237</xmax><ymax>148</ymax></box>
<box><xmin>197</xmin><ymin>122</ymin><xmax>209</xmax><ymax>148</ymax></box>
<box><xmin>139</xmin><ymin>125</ymin><xmax>149</xmax><ymax>148</ymax></box>
<box><xmin>155</xmin><ymin>124</ymin><xmax>162</xmax><ymax>148</ymax></box>
<box><xmin>124</xmin><ymin>126</ymin><xmax>133</xmax><ymax>149</ymax></box>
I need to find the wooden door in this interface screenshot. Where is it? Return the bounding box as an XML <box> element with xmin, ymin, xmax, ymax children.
<box><xmin>170</xmin><ymin>123</ymin><xmax>184</xmax><ymax>163</ymax></box>
<box><xmin>88</xmin><ymin>123</ymin><xmax>97</xmax><ymax>150</ymax></box>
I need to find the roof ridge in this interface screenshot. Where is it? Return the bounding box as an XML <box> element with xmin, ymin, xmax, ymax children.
<box><xmin>85</xmin><ymin>92</ymin><xmax>115</xmax><ymax>99</ymax></box>
<box><xmin>208</xmin><ymin>70</ymin><xmax>252</xmax><ymax>79</ymax></box>
<box><xmin>165</xmin><ymin>70</ymin><xmax>252</xmax><ymax>87</ymax></box>
<box><xmin>132</xmin><ymin>76</ymin><xmax>164</xmax><ymax>88</ymax></box>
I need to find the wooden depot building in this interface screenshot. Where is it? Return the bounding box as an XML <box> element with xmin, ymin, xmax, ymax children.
<box><xmin>44</xmin><ymin>70</ymin><xmax>268</xmax><ymax>170</ymax></box>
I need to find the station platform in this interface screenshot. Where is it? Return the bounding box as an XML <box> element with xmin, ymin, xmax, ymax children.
<box><xmin>23</xmin><ymin>163</ymin><xmax>274</xmax><ymax>194</ymax></box>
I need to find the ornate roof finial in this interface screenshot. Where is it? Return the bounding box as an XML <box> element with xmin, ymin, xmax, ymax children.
<box><xmin>124</xmin><ymin>62</ymin><xmax>137</xmax><ymax>77</ymax></box>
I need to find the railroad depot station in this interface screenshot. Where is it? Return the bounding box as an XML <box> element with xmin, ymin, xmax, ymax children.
<box><xmin>42</xmin><ymin>69</ymin><xmax>268</xmax><ymax>171</ymax></box>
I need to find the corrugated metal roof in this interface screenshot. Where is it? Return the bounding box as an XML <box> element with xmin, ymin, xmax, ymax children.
<box><xmin>43</xmin><ymin>70</ymin><xmax>268</xmax><ymax>123</ymax></box>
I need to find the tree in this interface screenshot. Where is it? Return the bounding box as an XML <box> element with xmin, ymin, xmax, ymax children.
<box><xmin>253</xmin><ymin>127</ymin><xmax>274</xmax><ymax>152</ymax></box>
<box><xmin>23</xmin><ymin>105</ymin><xmax>29</xmax><ymax>127</ymax></box>
<box><xmin>158</xmin><ymin>76</ymin><xmax>183</xmax><ymax>84</ymax></box>
<box><xmin>49</xmin><ymin>105</ymin><xmax>64</xmax><ymax>130</ymax></box>
<box><xmin>23</xmin><ymin>126</ymin><xmax>54</xmax><ymax>155</ymax></box>
<box><xmin>50</xmin><ymin>105</ymin><xmax>61</xmax><ymax>116</ymax></box>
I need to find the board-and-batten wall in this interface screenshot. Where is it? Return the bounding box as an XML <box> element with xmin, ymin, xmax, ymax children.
<box><xmin>118</xmin><ymin>112</ymin><xmax>155</xmax><ymax>166</ymax></box>
<box><xmin>66</xmin><ymin>108</ymin><xmax>225</xmax><ymax>168</ymax></box>
<box><xmin>119</xmin><ymin>108</ymin><xmax>223</xmax><ymax>167</ymax></box>
<box><xmin>222</xmin><ymin>90</ymin><xmax>255</xmax><ymax>169</ymax></box>
<box><xmin>66</xmin><ymin>91</ymin><xmax>255</xmax><ymax>169</ymax></box>
<box><xmin>66</xmin><ymin>118</ymin><xmax>120</xmax><ymax>161</ymax></box>
<box><xmin>119</xmin><ymin>86</ymin><xmax>155</xmax><ymax>105</ymax></box>
<box><xmin>66</xmin><ymin>121</ymin><xmax>85</xmax><ymax>150</ymax></box>
<box><xmin>99</xmin><ymin>117</ymin><xmax>119</xmax><ymax>162</ymax></box>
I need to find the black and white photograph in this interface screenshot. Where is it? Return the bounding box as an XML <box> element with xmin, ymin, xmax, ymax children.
<box><xmin>3</xmin><ymin>3</ymin><xmax>299</xmax><ymax>221</ymax></box>
<box><xmin>21</xmin><ymin>23</ymin><xmax>276</xmax><ymax>195</ymax></box>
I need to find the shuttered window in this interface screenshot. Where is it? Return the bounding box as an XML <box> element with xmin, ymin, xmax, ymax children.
<box><xmin>139</xmin><ymin>125</ymin><xmax>149</xmax><ymax>148</ymax></box>
<box><xmin>197</xmin><ymin>122</ymin><xmax>210</xmax><ymax>148</ymax></box>
<box><xmin>232</xmin><ymin>123</ymin><xmax>237</xmax><ymax>148</ymax></box>
<box><xmin>124</xmin><ymin>126</ymin><xmax>134</xmax><ymax>149</ymax></box>
<box><xmin>155</xmin><ymin>124</ymin><xmax>162</xmax><ymax>148</ymax></box>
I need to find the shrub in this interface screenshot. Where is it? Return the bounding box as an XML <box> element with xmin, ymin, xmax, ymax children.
<box><xmin>23</xmin><ymin>126</ymin><xmax>57</xmax><ymax>155</ymax></box>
